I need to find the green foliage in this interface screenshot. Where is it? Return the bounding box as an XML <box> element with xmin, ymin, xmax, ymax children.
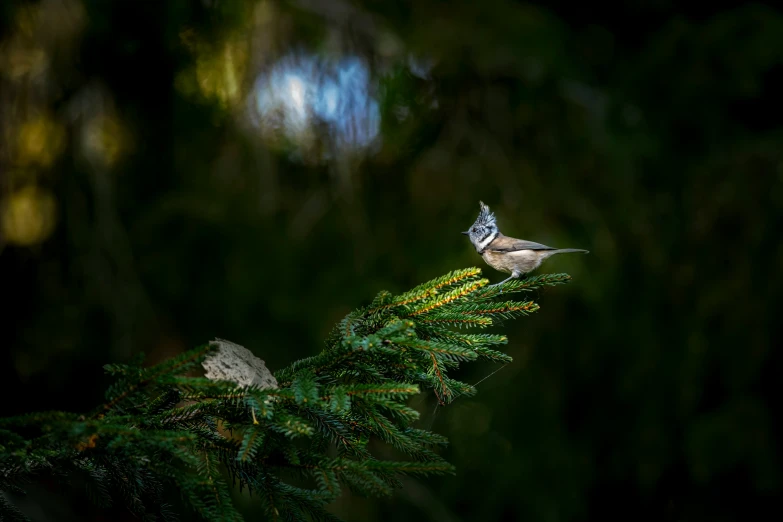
<box><xmin>0</xmin><ymin>269</ymin><xmax>570</xmax><ymax>521</ymax></box>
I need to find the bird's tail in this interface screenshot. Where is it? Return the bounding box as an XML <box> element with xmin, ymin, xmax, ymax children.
<box><xmin>551</xmin><ymin>248</ymin><xmax>589</xmax><ymax>255</ymax></box>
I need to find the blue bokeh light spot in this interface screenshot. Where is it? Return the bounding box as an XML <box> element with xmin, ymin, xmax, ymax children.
<box><xmin>253</xmin><ymin>52</ymin><xmax>380</xmax><ymax>157</ymax></box>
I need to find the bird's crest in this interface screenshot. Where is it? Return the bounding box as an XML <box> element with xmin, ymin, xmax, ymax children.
<box><xmin>475</xmin><ymin>201</ymin><xmax>497</xmax><ymax>228</ymax></box>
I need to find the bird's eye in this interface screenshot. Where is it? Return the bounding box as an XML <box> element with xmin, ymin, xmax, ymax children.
<box><xmin>471</xmin><ymin>227</ymin><xmax>475</xmax><ymax>232</ymax></box>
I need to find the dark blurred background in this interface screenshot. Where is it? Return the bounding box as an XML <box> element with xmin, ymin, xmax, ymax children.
<box><xmin>1</xmin><ymin>0</ymin><xmax>781</xmax><ymax>520</ymax></box>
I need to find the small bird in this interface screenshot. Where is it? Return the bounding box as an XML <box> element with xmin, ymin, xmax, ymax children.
<box><xmin>462</xmin><ymin>201</ymin><xmax>588</xmax><ymax>286</ymax></box>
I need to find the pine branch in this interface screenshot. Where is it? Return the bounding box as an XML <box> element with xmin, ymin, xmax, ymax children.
<box><xmin>0</xmin><ymin>494</ymin><xmax>29</xmax><ymax>522</ymax></box>
<box><xmin>0</xmin><ymin>268</ymin><xmax>573</xmax><ymax>521</ymax></box>
<box><xmin>370</xmin><ymin>268</ymin><xmax>483</xmax><ymax>311</ymax></box>
<box><xmin>97</xmin><ymin>343</ymin><xmax>216</xmax><ymax>417</ymax></box>
<box><xmin>403</xmin><ymin>278</ymin><xmax>489</xmax><ymax>316</ymax></box>
<box><xmin>472</xmin><ymin>272</ymin><xmax>572</xmax><ymax>299</ymax></box>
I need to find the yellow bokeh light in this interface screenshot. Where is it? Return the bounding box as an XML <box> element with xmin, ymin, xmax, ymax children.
<box><xmin>14</xmin><ymin>5</ymin><xmax>37</xmax><ymax>37</ymax></box>
<box><xmin>177</xmin><ymin>32</ymin><xmax>248</xmax><ymax>109</ymax></box>
<box><xmin>12</xmin><ymin>0</ymin><xmax>86</xmax><ymax>44</ymax></box>
<box><xmin>1</xmin><ymin>185</ymin><xmax>57</xmax><ymax>246</ymax></box>
<box><xmin>197</xmin><ymin>40</ymin><xmax>247</xmax><ymax>107</ymax></box>
<box><xmin>3</xmin><ymin>45</ymin><xmax>48</xmax><ymax>81</ymax></box>
<box><xmin>84</xmin><ymin>114</ymin><xmax>126</xmax><ymax>167</ymax></box>
<box><xmin>17</xmin><ymin>115</ymin><xmax>65</xmax><ymax>167</ymax></box>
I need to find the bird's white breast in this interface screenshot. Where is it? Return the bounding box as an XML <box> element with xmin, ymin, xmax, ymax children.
<box><xmin>477</xmin><ymin>232</ymin><xmax>498</xmax><ymax>252</ymax></box>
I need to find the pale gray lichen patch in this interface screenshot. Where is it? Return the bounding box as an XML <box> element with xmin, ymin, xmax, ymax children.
<box><xmin>203</xmin><ymin>338</ymin><xmax>278</xmax><ymax>390</ymax></box>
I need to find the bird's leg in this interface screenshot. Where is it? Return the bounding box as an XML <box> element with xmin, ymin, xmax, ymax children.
<box><xmin>488</xmin><ymin>272</ymin><xmax>521</xmax><ymax>293</ymax></box>
<box><xmin>488</xmin><ymin>275</ymin><xmax>515</xmax><ymax>287</ymax></box>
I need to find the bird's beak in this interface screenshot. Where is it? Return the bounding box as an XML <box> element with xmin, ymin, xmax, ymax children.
<box><xmin>461</xmin><ymin>231</ymin><xmax>470</xmax><ymax>235</ymax></box>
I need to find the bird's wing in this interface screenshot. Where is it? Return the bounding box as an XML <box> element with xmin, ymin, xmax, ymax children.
<box><xmin>485</xmin><ymin>235</ymin><xmax>555</xmax><ymax>252</ymax></box>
